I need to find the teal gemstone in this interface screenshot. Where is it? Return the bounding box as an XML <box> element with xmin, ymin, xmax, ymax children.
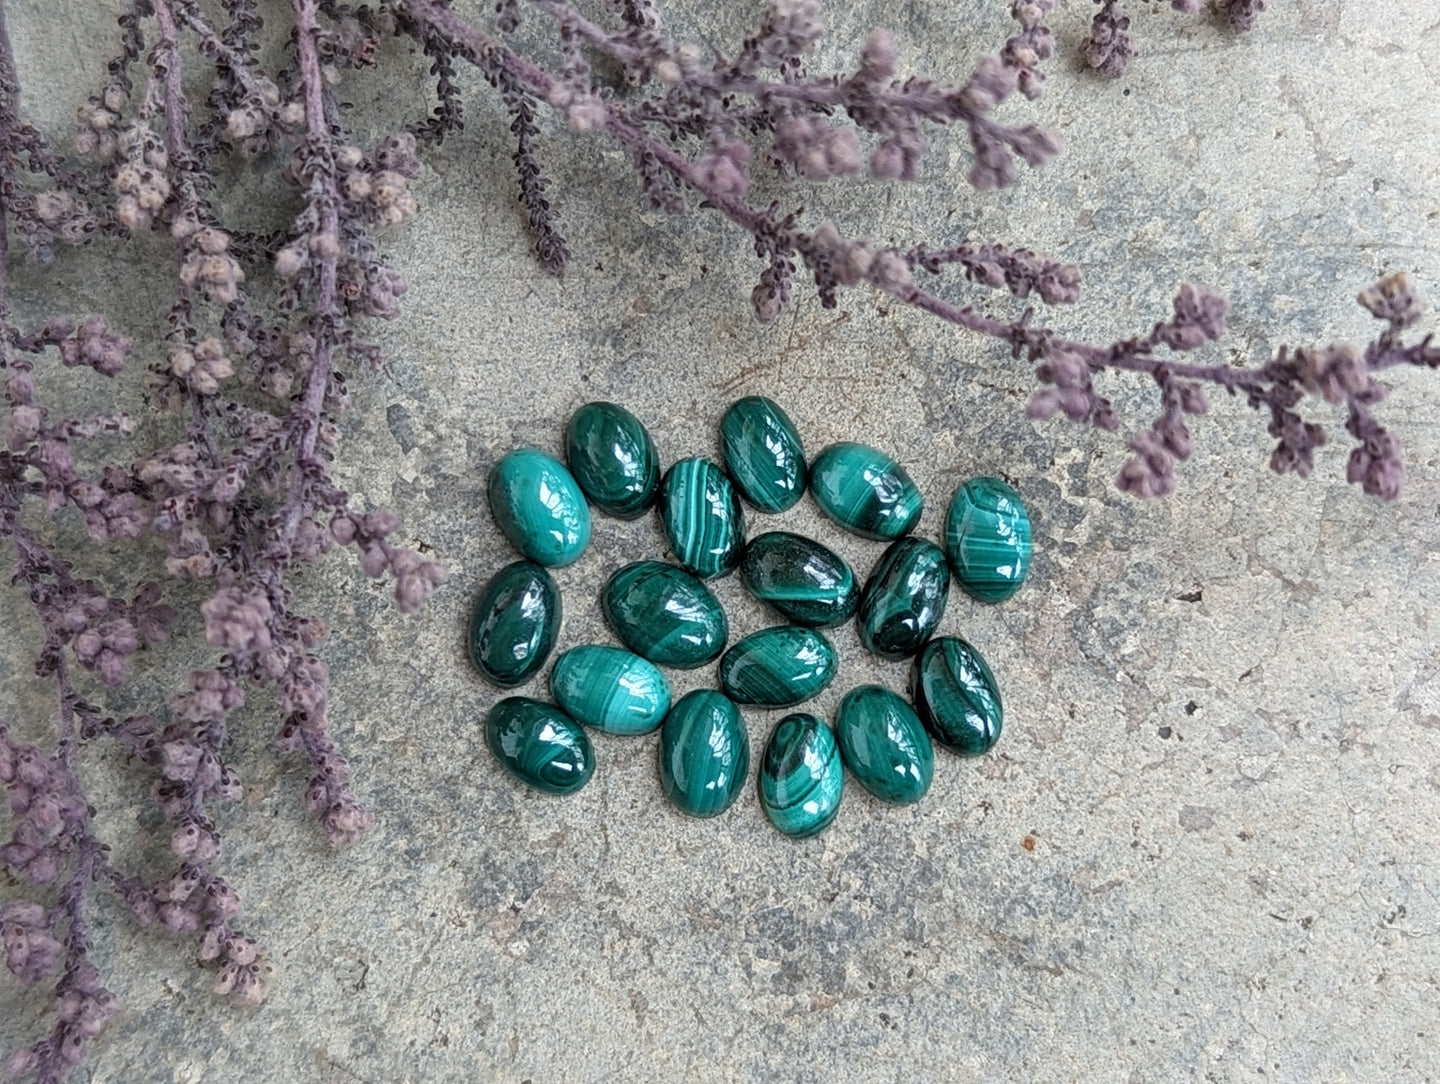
<box><xmin>856</xmin><ymin>537</ymin><xmax>950</xmax><ymax>660</ymax></box>
<box><xmin>549</xmin><ymin>645</ymin><xmax>671</xmax><ymax>735</ymax></box>
<box><xmin>809</xmin><ymin>442</ymin><xmax>923</xmax><ymax>541</ymax></box>
<box><xmin>601</xmin><ymin>560</ymin><xmax>728</xmax><ymax>669</ymax></box>
<box><xmin>660</xmin><ymin>457</ymin><xmax>745</xmax><ymax>579</ymax></box>
<box><xmin>718</xmin><ymin>626</ymin><xmax>837</xmax><ymax>707</ymax></box>
<box><xmin>739</xmin><ymin>531</ymin><xmax>857</xmax><ymax>628</ymax></box>
<box><xmin>719</xmin><ymin>396</ymin><xmax>807</xmax><ymax>513</ymax></box>
<box><xmin>758</xmin><ymin>713</ymin><xmax>843</xmax><ymax>838</ymax></box>
<box><xmin>485</xmin><ymin>697</ymin><xmax>595</xmax><ymax>794</ymax></box>
<box><xmin>657</xmin><ymin>690</ymin><xmax>750</xmax><ymax>818</ymax></box>
<box><xmin>467</xmin><ymin>561</ymin><xmax>562</xmax><ymax>687</ymax></box>
<box><xmin>834</xmin><ymin>686</ymin><xmax>933</xmax><ymax>805</ymax></box>
<box><xmin>487</xmin><ymin>448</ymin><xmax>591</xmax><ymax>567</ymax></box>
<box><xmin>910</xmin><ymin>636</ymin><xmax>1003</xmax><ymax>757</ymax></box>
<box><xmin>944</xmin><ymin>477</ymin><xmax>1033</xmax><ymax>603</ymax></box>
<box><xmin>564</xmin><ymin>401</ymin><xmax>659</xmax><ymax>519</ymax></box>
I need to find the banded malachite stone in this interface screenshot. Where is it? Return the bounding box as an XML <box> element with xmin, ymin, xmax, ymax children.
<box><xmin>467</xmin><ymin>561</ymin><xmax>561</xmax><ymax>687</ymax></box>
<box><xmin>809</xmin><ymin>441</ymin><xmax>923</xmax><ymax>541</ymax></box>
<box><xmin>658</xmin><ymin>690</ymin><xmax>750</xmax><ymax>818</ymax></box>
<box><xmin>739</xmin><ymin>531</ymin><xmax>857</xmax><ymax>628</ymax></box>
<box><xmin>564</xmin><ymin>401</ymin><xmax>659</xmax><ymax>519</ymax></box>
<box><xmin>487</xmin><ymin>448</ymin><xmax>591</xmax><ymax>567</ymax></box>
<box><xmin>910</xmin><ymin>636</ymin><xmax>1003</xmax><ymax>757</ymax></box>
<box><xmin>549</xmin><ymin>645</ymin><xmax>671</xmax><ymax>735</ymax></box>
<box><xmin>601</xmin><ymin>560</ymin><xmax>728</xmax><ymax>669</ymax></box>
<box><xmin>758</xmin><ymin>713</ymin><xmax>843</xmax><ymax>838</ymax></box>
<box><xmin>485</xmin><ymin>697</ymin><xmax>595</xmax><ymax>795</ymax></box>
<box><xmin>944</xmin><ymin>477</ymin><xmax>1033</xmax><ymax>603</ymax></box>
<box><xmin>719</xmin><ymin>396</ymin><xmax>807</xmax><ymax>513</ymax></box>
<box><xmin>660</xmin><ymin>457</ymin><xmax>745</xmax><ymax>579</ymax></box>
<box><xmin>835</xmin><ymin>686</ymin><xmax>933</xmax><ymax>805</ymax></box>
<box><xmin>718</xmin><ymin>626</ymin><xmax>837</xmax><ymax>707</ymax></box>
<box><xmin>856</xmin><ymin>537</ymin><xmax>950</xmax><ymax>660</ymax></box>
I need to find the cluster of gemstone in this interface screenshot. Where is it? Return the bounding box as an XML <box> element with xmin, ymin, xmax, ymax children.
<box><xmin>470</xmin><ymin>397</ymin><xmax>1033</xmax><ymax>837</ymax></box>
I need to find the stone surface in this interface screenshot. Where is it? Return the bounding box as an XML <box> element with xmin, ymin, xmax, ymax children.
<box><xmin>656</xmin><ymin>689</ymin><xmax>750</xmax><ymax>818</ymax></box>
<box><xmin>549</xmin><ymin>645</ymin><xmax>671</xmax><ymax>735</ymax></box>
<box><xmin>660</xmin><ymin>456</ymin><xmax>745</xmax><ymax>579</ymax></box>
<box><xmin>739</xmin><ymin>530</ymin><xmax>858</xmax><ymax>628</ymax></box>
<box><xmin>485</xmin><ymin>697</ymin><xmax>595</xmax><ymax>795</ymax></box>
<box><xmin>718</xmin><ymin>626</ymin><xmax>838</xmax><ymax>707</ymax></box>
<box><xmin>487</xmin><ymin>448</ymin><xmax>591</xmax><ymax>567</ymax></box>
<box><xmin>601</xmin><ymin>560</ymin><xmax>728</xmax><ymax>668</ymax></box>
<box><xmin>757</xmin><ymin>713</ymin><xmax>845</xmax><ymax>838</ymax></box>
<box><xmin>834</xmin><ymin>685</ymin><xmax>934</xmax><ymax>805</ymax></box>
<box><xmin>911</xmin><ymin>636</ymin><xmax>1004</xmax><ymax>757</ymax></box>
<box><xmin>856</xmin><ymin>536</ymin><xmax>951</xmax><ymax>660</ymax></box>
<box><xmin>564</xmin><ymin>400</ymin><xmax>660</xmax><ymax>518</ymax></box>
<box><xmin>808</xmin><ymin>441</ymin><xmax>924</xmax><ymax>541</ymax></box>
<box><xmin>945</xmin><ymin>476</ymin><xmax>1033</xmax><ymax>603</ymax></box>
<box><xmin>719</xmin><ymin>395</ymin><xmax>807</xmax><ymax>513</ymax></box>
<box><xmin>467</xmin><ymin>560</ymin><xmax>562</xmax><ymax>688</ymax></box>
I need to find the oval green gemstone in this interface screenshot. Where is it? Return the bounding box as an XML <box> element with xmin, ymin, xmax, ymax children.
<box><xmin>487</xmin><ymin>448</ymin><xmax>591</xmax><ymax>567</ymax></box>
<box><xmin>660</xmin><ymin>457</ymin><xmax>745</xmax><ymax>579</ymax></box>
<box><xmin>564</xmin><ymin>401</ymin><xmax>659</xmax><ymax>519</ymax></box>
<box><xmin>910</xmin><ymin>636</ymin><xmax>1003</xmax><ymax>757</ymax></box>
<box><xmin>944</xmin><ymin>477</ymin><xmax>1032</xmax><ymax>603</ymax></box>
<box><xmin>657</xmin><ymin>690</ymin><xmax>750</xmax><ymax>818</ymax></box>
<box><xmin>718</xmin><ymin>626</ymin><xmax>837</xmax><ymax>707</ymax></box>
<box><xmin>808</xmin><ymin>442</ymin><xmax>923</xmax><ymax>541</ymax></box>
<box><xmin>739</xmin><ymin>531</ymin><xmax>857</xmax><ymax>628</ymax></box>
<box><xmin>834</xmin><ymin>685</ymin><xmax>933</xmax><ymax>805</ymax></box>
<box><xmin>856</xmin><ymin>537</ymin><xmax>950</xmax><ymax>660</ymax></box>
<box><xmin>485</xmin><ymin>696</ymin><xmax>595</xmax><ymax>795</ymax></box>
<box><xmin>719</xmin><ymin>396</ymin><xmax>807</xmax><ymax>513</ymax></box>
<box><xmin>758</xmin><ymin>713</ymin><xmax>843</xmax><ymax>838</ymax></box>
<box><xmin>601</xmin><ymin>560</ymin><xmax>728</xmax><ymax>669</ymax></box>
<box><xmin>467</xmin><ymin>561</ymin><xmax>562</xmax><ymax>688</ymax></box>
<box><xmin>549</xmin><ymin>645</ymin><xmax>671</xmax><ymax>735</ymax></box>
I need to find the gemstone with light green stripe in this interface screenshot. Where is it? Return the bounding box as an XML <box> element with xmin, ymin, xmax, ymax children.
<box><xmin>718</xmin><ymin>626</ymin><xmax>837</xmax><ymax>707</ymax></box>
<box><xmin>601</xmin><ymin>560</ymin><xmax>728</xmax><ymax>668</ymax></box>
<box><xmin>468</xmin><ymin>561</ymin><xmax>561</xmax><ymax>688</ymax></box>
<box><xmin>485</xmin><ymin>697</ymin><xmax>595</xmax><ymax>794</ymax></box>
<box><xmin>658</xmin><ymin>690</ymin><xmax>750</xmax><ymax>818</ymax></box>
<box><xmin>565</xmin><ymin>401</ymin><xmax>659</xmax><ymax>519</ymax></box>
<box><xmin>809</xmin><ymin>441</ymin><xmax>923</xmax><ymax>541</ymax></box>
<box><xmin>835</xmin><ymin>685</ymin><xmax>933</xmax><ymax>805</ymax></box>
<box><xmin>549</xmin><ymin>645</ymin><xmax>671</xmax><ymax>735</ymax></box>
<box><xmin>758</xmin><ymin>713</ymin><xmax>843</xmax><ymax>837</ymax></box>
<box><xmin>856</xmin><ymin>537</ymin><xmax>950</xmax><ymax>660</ymax></box>
<box><xmin>720</xmin><ymin>396</ymin><xmax>807</xmax><ymax>513</ymax></box>
<box><xmin>739</xmin><ymin>531</ymin><xmax>857</xmax><ymax>628</ymax></box>
<box><xmin>944</xmin><ymin>477</ymin><xmax>1032</xmax><ymax>603</ymax></box>
<box><xmin>910</xmin><ymin>636</ymin><xmax>1003</xmax><ymax>757</ymax></box>
<box><xmin>487</xmin><ymin>448</ymin><xmax>591</xmax><ymax>567</ymax></box>
<box><xmin>660</xmin><ymin>457</ymin><xmax>745</xmax><ymax>579</ymax></box>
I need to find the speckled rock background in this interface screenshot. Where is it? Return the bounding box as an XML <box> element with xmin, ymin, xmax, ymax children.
<box><xmin>4</xmin><ymin>1</ymin><xmax>1440</xmax><ymax>1081</ymax></box>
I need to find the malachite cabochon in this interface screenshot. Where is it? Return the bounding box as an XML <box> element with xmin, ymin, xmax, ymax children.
<box><xmin>564</xmin><ymin>401</ymin><xmax>660</xmax><ymax>519</ymax></box>
<box><xmin>485</xmin><ymin>697</ymin><xmax>595</xmax><ymax>795</ymax></box>
<box><xmin>739</xmin><ymin>531</ymin><xmax>858</xmax><ymax>628</ymax></box>
<box><xmin>660</xmin><ymin>457</ymin><xmax>745</xmax><ymax>579</ymax></box>
<box><xmin>910</xmin><ymin>636</ymin><xmax>1003</xmax><ymax>757</ymax></box>
<box><xmin>835</xmin><ymin>686</ymin><xmax>934</xmax><ymax>805</ymax></box>
<box><xmin>658</xmin><ymin>690</ymin><xmax>750</xmax><ymax>818</ymax></box>
<box><xmin>809</xmin><ymin>442</ymin><xmax>924</xmax><ymax>541</ymax></box>
<box><xmin>944</xmin><ymin>477</ymin><xmax>1033</xmax><ymax>603</ymax></box>
<box><xmin>549</xmin><ymin>645</ymin><xmax>671</xmax><ymax>735</ymax></box>
<box><xmin>758</xmin><ymin>713</ymin><xmax>844</xmax><ymax>838</ymax></box>
<box><xmin>718</xmin><ymin>626</ymin><xmax>838</xmax><ymax>707</ymax></box>
<box><xmin>487</xmin><ymin>448</ymin><xmax>591</xmax><ymax>567</ymax></box>
<box><xmin>719</xmin><ymin>397</ymin><xmax>808</xmax><ymax>513</ymax></box>
<box><xmin>601</xmin><ymin>560</ymin><xmax>729</xmax><ymax>669</ymax></box>
<box><xmin>856</xmin><ymin>537</ymin><xmax>951</xmax><ymax>660</ymax></box>
<box><xmin>468</xmin><ymin>561</ymin><xmax>562</xmax><ymax>688</ymax></box>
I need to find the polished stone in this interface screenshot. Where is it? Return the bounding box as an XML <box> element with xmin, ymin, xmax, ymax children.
<box><xmin>485</xmin><ymin>696</ymin><xmax>595</xmax><ymax>795</ymax></box>
<box><xmin>564</xmin><ymin>401</ymin><xmax>660</xmax><ymax>519</ymax></box>
<box><xmin>660</xmin><ymin>457</ymin><xmax>745</xmax><ymax>579</ymax></box>
<box><xmin>601</xmin><ymin>560</ymin><xmax>728</xmax><ymax>669</ymax></box>
<box><xmin>944</xmin><ymin>477</ymin><xmax>1033</xmax><ymax>603</ymax></box>
<box><xmin>910</xmin><ymin>636</ymin><xmax>1003</xmax><ymax>757</ymax></box>
<box><xmin>758</xmin><ymin>713</ymin><xmax>843</xmax><ymax>838</ymax></box>
<box><xmin>549</xmin><ymin>645</ymin><xmax>671</xmax><ymax>735</ymax></box>
<box><xmin>657</xmin><ymin>690</ymin><xmax>750</xmax><ymax>818</ymax></box>
<box><xmin>718</xmin><ymin>626</ymin><xmax>837</xmax><ymax>707</ymax></box>
<box><xmin>856</xmin><ymin>537</ymin><xmax>950</xmax><ymax>660</ymax></box>
<box><xmin>808</xmin><ymin>441</ymin><xmax>923</xmax><ymax>541</ymax></box>
<box><xmin>719</xmin><ymin>396</ymin><xmax>807</xmax><ymax>513</ymax></box>
<box><xmin>739</xmin><ymin>531</ymin><xmax>858</xmax><ymax>628</ymax></box>
<box><xmin>487</xmin><ymin>448</ymin><xmax>591</xmax><ymax>567</ymax></box>
<box><xmin>467</xmin><ymin>561</ymin><xmax>562</xmax><ymax>688</ymax></box>
<box><xmin>834</xmin><ymin>685</ymin><xmax>934</xmax><ymax>805</ymax></box>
